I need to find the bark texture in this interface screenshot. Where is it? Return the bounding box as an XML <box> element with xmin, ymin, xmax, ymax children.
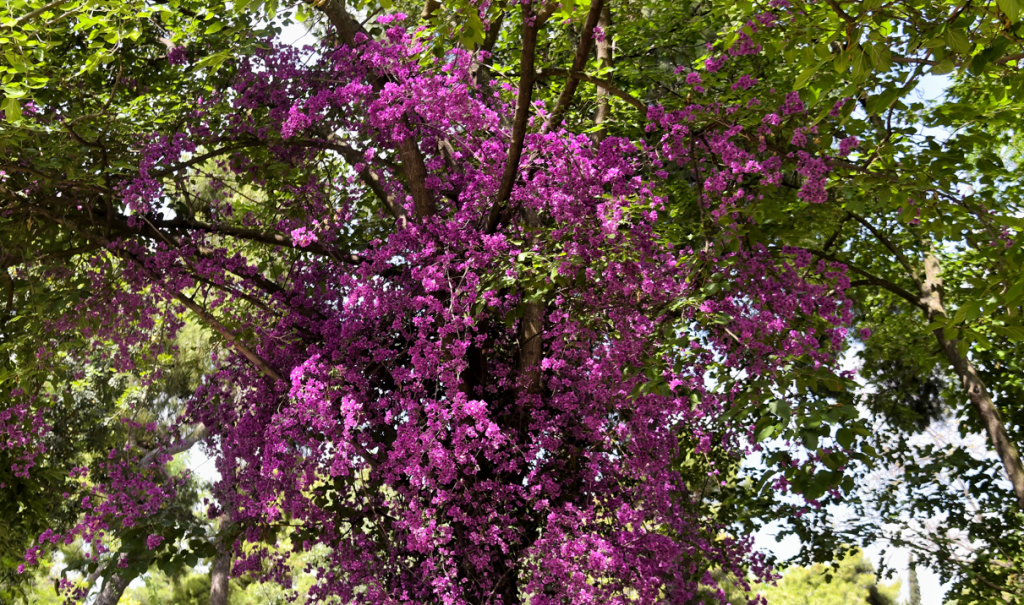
<box><xmin>93</xmin><ymin>573</ymin><xmax>131</xmax><ymax>605</ymax></box>
<box><xmin>209</xmin><ymin>548</ymin><xmax>231</xmax><ymax>605</ymax></box>
<box><xmin>920</xmin><ymin>253</ymin><xmax>1024</xmax><ymax>508</ymax></box>
<box><xmin>593</xmin><ymin>5</ymin><xmax>613</xmax><ymax>137</ymax></box>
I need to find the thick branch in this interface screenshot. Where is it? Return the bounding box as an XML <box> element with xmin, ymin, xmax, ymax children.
<box><xmin>471</xmin><ymin>7</ymin><xmax>506</xmax><ymax>91</ymax></box>
<box><xmin>542</xmin><ymin>0</ymin><xmax>605</xmax><ymax>134</ymax></box>
<box><xmin>144</xmin><ymin>216</ymin><xmax>361</xmax><ymax>263</ymax></box>
<box><xmin>804</xmin><ymin>247</ymin><xmax>923</xmax><ymax>309</ymax></box>
<box><xmin>296</xmin><ymin>131</ymin><xmax>407</xmax><ymax>225</ymax></box>
<box><xmin>172</xmin><ymin>290</ymin><xmax>284</xmax><ymax>382</ymax></box>
<box><xmin>421</xmin><ymin>0</ymin><xmax>440</xmax><ymax>21</ymax></box>
<box><xmin>309</xmin><ymin>0</ymin><xmax>435</xmax><ymax>218</ymax></box>
<box><xmin>151</xmin><ymin>144</ymin><xmax>254</xmax><ymax>179</ymax></box>
<box><xmin>822</xmin><ymin>0</ymin><xmax>855</xmax><ymax>24</ymax></box>
<box><xmin>918</xmin><ymin>253</ymin><xmax>1024</xmax><ymax>509</ymax></box>
<box><xmin>593</xmin><ymin>5</ymin><xmax>613</xmax><ymax>136</ymax></box>
<box><xmin>139</xmin><ymin>425</ymin><xmax>209</xmax><ymax>467</ymax></box>
<box><xmin>485</xmin><ymin>5</ymin><xmax>544</xmax><ymax>234</ymax></box>
<box><xmin>35</xmin><ymin>208</ymin><xmax>287</xmax><ymax>384</ymax></box>
<box><xmin>93</xmin><ymin>573</ymin><xmax>131</xmax><ymax>605</ymax></box>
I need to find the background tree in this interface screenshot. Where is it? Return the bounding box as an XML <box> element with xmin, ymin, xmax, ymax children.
<box><xmin>757</xmin><ymin>550</ymin><xmax>901</xmax><ymax>605</ymax></box>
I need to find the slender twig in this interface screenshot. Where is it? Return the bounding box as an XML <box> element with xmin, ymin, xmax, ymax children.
<box><xmin>846</xmin><ymin>211</ymin><xmax>921</xmax><ymax>285</ymax></box>
<box><xmin>1</xmin><ymin>0</ymin><xmax>65</xmax><ymax>29</ymax></box>
<box><xmin>537</xmin><ymin>68</ymin><xmax>646</xmax><ymax>112</ymax></box>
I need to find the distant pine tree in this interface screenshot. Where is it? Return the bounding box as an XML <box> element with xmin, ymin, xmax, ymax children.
<box><xmin>908</xmin><ymin>555</ymin><xmax>921</xmax><ymax>605</ymax></box>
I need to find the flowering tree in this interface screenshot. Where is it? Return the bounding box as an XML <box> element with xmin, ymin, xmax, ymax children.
<box><xmin>0</xmin><ymin>0</ymin><xmax>877</xmax><ymax>603</ymax></box>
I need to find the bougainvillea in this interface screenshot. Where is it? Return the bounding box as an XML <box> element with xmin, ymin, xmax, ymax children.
<box><xmin>6</xmin><ymin>3</ymin><xmax>860</xmax><ymax>603</ymax></box>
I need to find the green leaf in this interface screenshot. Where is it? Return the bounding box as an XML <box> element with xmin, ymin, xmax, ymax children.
<box><xmin>793</xmin><ymin>62</ymin><xmax>822</xmax><ymax>90</ymax></box>
<box><xmin>1</xmin><ymin>97</ymin><xmax>21</xmax><ymax>121</ymax></box>
<box><xmin>836</xmin><ymin>428</ymin><xmax>855</xmax><ymax>450</ymax></box>
<box><xmin>851</xmin><ymin>53</ymin><xmax>869</xmax><ymax>82</ymax></box>
<box><xmin>770</xmin><ymin>399</ymin><xmax>791</xmax><ymax>423</ymax></box>
<box><xmin>205</xmin><ymin>21</ymin><xmax>225</xmax><ymax>34</ymax></box>
<box><xmin>193</xmin><ymin>50</ymin><xmax>230</xmax><ymax>73</ymax></box>
<box><xmin>802</xmin><ymin>430</ymin><xmax>819</xmax><ymax>450</ymax></box>
<box><xmin>998</xmin><ymin>0</ymin><xmax>1022</xmax><ymax>23</ymax></box>
<box><xmin>1005</xmin><ymin>278</ymin><xmax>1024</xmax><ymax>304</ymax></box>
<box><xmin>834</xmin><ymin>51</ymin><xmax>851</xmax><ymax>74</ymax></box>
<box><xmin>963</xmin><ymin>300</ymin><xmax>983</xmax><ymax>323</ymax></box>
<box><xmin>995</xmin><ymin>325</ymin><xmax>1024</xmax><ymax>341</ymax></box>
<box><xmin>755</xmin><ymin>417</ymin><xmax>777</xmax><ymax>442</ymax></box>
<box><xmin>931</xmin><ymin>59</ymin><xmax>956</xmax><ymax>75</ymax></box>
<box><xmin>947</xmin><ymin>30</ymin><xmax>971</xmax><ymax>55</ymax></box>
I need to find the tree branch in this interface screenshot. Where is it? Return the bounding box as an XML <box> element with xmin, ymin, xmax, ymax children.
<box><xmin>139</xmin><ymin>425</ymin><xmax>209</xmax><ymax>467</ymax></box>
<box><xmin>2</xmin><ymin>0</ymin><xmax>65</xmax><ymax>29</ymax></box>
<box><xmin>822</xmin><ymin>0</ymin><xmax>855</xmax><ymax>24</ymax></box>
<box><xmin>542</xmin><ymin>0</ymin><xmax>605</xmax><ymax>134</ymax></box>
<box><xmin>846</xmin><ymin>211</ymin><xmax>920</xmax><ymax>286</ymax></box>
<box><xmin>485</xmin><ymin>3</ymin><xmax>544</xmax><ymax>234</ymax></box>
<box><xmin>144</xmin><ymin>216</ymin><xmax>362</xmax><ymax>263</ymax></box>
<box><xmin>24</xmin><ymin>206</ymin><xmax>286</xmax><ymax>384</ymax></box>
<box><xmin>170</xmin><ymin>289</ymin><xmax>284</xmax><ymax>382</ymax></box>
<box><xmin>538</xmin><ymin>68</ymin><xmax>645</xmax><ymax>112</ymax></box>
<box><xmin>593</xmin><ymin>4</ymin><xmax>613</xmax><ymax>137</ymax></box>
<box><xmin>803</xmin><ymin>247</ymin><xmax>923</xmax><ymax>309</ymax></box>
<box><xmin>309</xmin><ymin>0</ymin><xmax>435</xmax><ymax>218</ymax></box>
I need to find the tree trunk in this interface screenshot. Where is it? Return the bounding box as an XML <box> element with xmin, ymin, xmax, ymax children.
<box><xmin>593</xmin><ymin>5</ymin><xmax>613</xmax><ymax>138</ymax></box>
<box><xmin>209</xmin><ymin>548</ymin><xmax>231</xmax><ymax>605</ymax></box>
<box><xmin>919</xmin><ymin>253</ymin><xmax>1024</xmax><ymax>508</ymax></box>
<box><xmin>93</xmin><ymin>573</ymin><xmax>131</xmax><ymax>605</ymax></box>
<box><xmin>420</xmin><ymin>0</ymin><xmax>439</xmax><ymax>21</ymax></box>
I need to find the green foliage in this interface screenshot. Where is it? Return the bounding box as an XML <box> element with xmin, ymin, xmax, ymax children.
<box><xmin>131</xmin><ymin>567</ymin><xmax>257</xmax><ymax>605</ymax></box>
<box><xmin>759</xmin><ymin>550</ymin><xmax>900</xmax><ymax>605</ymax></box>
<box><xmin>719</xmin><ymin>550</ymin><xmax>900</xmax><ymax>605</ymax></box>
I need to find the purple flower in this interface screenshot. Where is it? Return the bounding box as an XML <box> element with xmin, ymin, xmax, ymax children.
<box><xmin>281</xmin><ymin>105</ymin><xmax>312</xmax><ymax>138</ymax></box>
<box><xmin>731</xmin><ymin>75</ymin><xmax>758</xmax><ymax>90</ymax></box>
<box><xmin>290</xmin><ymin>227</ymin><xmax>317</xmax><ymax>247</ymax></box>
<box><xmin>838</xmin><ymin>136</ymin><xmax>859</xmax><ymax>157</ymax></box>
<box><xmin>146</xmin><ymin>534</ymin><xmax>164</xmax><ymax>550</ymax></box>
<box><xmin>167</xmin><ymin>46</ymin><xmax>188</xmax><ymax>66</ymax></box>
<box><xmin>829</xmin><ymin>97</ymin><xmax>850</xmax><ymax>117</ymax></box>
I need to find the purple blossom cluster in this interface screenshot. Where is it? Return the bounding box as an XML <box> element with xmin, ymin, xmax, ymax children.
<box><xmin>0</xmin><ymin>398</ymin><xmax>49</xmax><ymax>479</ymax></box>
<box><xmin>26</xmin><ymin>9</ymin><xmax>856</xmax><ymax>604</ymax></box>
<box><xmin>167</xmin><ymin>46</ymin><xmax>188</xmax><ymax>66</ymax></box>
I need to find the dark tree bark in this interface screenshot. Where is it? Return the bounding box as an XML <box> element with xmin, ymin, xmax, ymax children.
<box><xmin>209</xmin><ymin>548</ymin><xmax>231</xmax><ymax>605</ymax></box>
<box><xmin>593</xmin><ymin>5</ymin><xmax>613</xmax><ymax>138</ymax></box>
<box><xmin>93</xmin><ymin>573</ymin><xmax>131</xmax><ymax>605</ymax></box>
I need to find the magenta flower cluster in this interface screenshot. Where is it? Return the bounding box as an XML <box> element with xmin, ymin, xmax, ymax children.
<box><xmin>24</xmin><ymin>8</ymin><xmax>857</xmax><ymax>604</ymax></box>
